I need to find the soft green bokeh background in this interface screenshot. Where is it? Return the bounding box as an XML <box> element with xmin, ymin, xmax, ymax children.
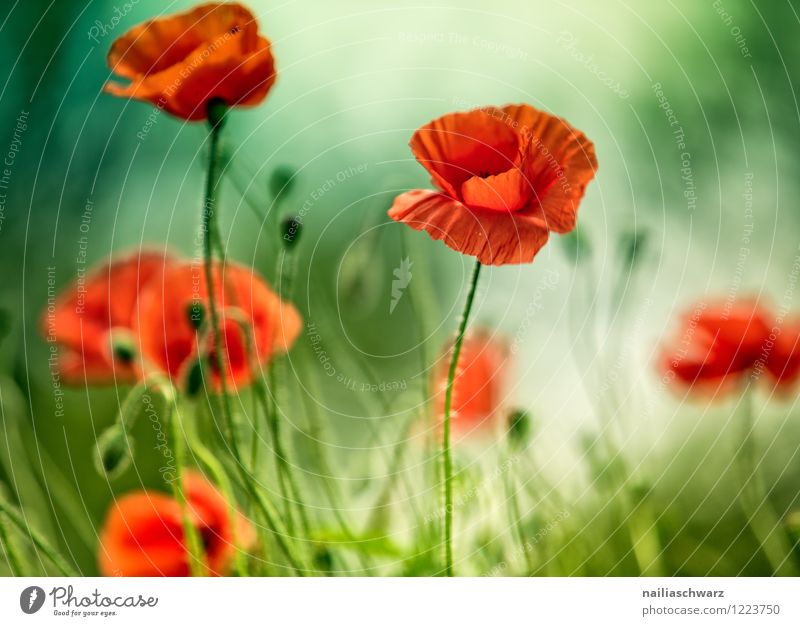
<box><xmin>0</xmin><ymin>0</ymin><xmax>799</xmax><ymax>575</ymax></box>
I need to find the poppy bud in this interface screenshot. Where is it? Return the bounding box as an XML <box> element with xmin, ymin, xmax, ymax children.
<box><xmin>184</xmin><ymin>360</ymin><xmax>205</xmax><ymax>398</ymax></box>
<box><xmin>281</xmin><ymin>215</ymin><xmax>302</xmax><ymax>247</ymax></box>
<box><xmin>507</xmin><ymin>409</ymin><xmax>532</xmax><ymax>448</ymax></box>
<box><xmin>559</xmin><ymin>224</ymin><xmax>591</xmax><ymax>264</ymax></box>
<box><xmin>94</xmin><ymin>424</ymin><xmax>132</xmax><ymax>479</ymax></box>
<box><xmin>313</xmin><ymin>544</ymin><xmax>334</xmax><ymax>574</ymax></box>
<box><xmin>619</xmin><ymin>229</ymin><xmax>649</xmax><ymax>269</ymax></box>
<box><xmin>109</xmin><ymin>329</ymin><xmax>136</xmax><ymax>365</ymax></box>
<box><xmin>186</xmin><ymin>301</ymin><xmax>206</xmax><ymax>331</ymax></box>
<box><xmin>269</xmin><ymin>166</ymin><xmax>296</xmax><ymax>200</ymax></box>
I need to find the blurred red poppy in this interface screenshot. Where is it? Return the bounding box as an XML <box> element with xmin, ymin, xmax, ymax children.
<box><xmin>105</xmin><ymin>3</ymin><xmax>276</xmax><ymax>121</ymax></box>
<box><xmin>765</xmin><ymin>319</ymin><xmax>800</xmax><ymax>385</ymax></box>
<box><xmin>434</xmin><ymin>330</ymin><xmax>509</xmax><ymax>435</ymax></box>
<box><xmin>389</xmin><ymin>104</ymin><xmax>597</xmax><ymax>265</ymax></box>
<box><xmin>98</xmin><ymin>471</ymin><xmax>253</xmax><ymax>576</ymax></box>
<box><xmin>41</xmin><ymin>249</ymin><xmax>172</xmax><ymax>384</ymax></box>
<box><xmin>660</xmin><ymin>300</ymin><xmax>800</xmax><ymax>393</ymax></box>
<box><xmin>135</xmin><ymin>260</ymin><xmax>301</xmax><ymax>391</ymax></box>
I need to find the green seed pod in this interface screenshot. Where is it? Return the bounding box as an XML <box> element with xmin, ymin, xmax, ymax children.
<box><xmin>184</xmin><ymin>359</ymin><xmax>205</xmax><ymax>398</ymax></box>
<box><xmin>109</xmin><ymin>329</ymin><xmax>136</xmax><ymax>365</ymax></box>
<box><xmin>281</xmin><ymin>215</ymin><xmax>303</xmax><ymax>247</ymax></box>
<box><xmin>186</xmin><ymin>301</ymin><xmax>206</xmax><ymax>331</ymax></box>
<box><xmin>507</xmin><ymin>409</ymin><xmax>532</xmax><ymax>448</ymax></box>
<box><xmin>94</xmin><ymin>424</ymin><xmax>132</xmax><ymax>480</ymax></box>
<box><xmin>269</xmin><ymin>166</ymin><xmax>296</xmax><ymax>200</ymax></box>
<box><xmin>313</xmin><ymin>544</ymin><xmax>334</xmax><ymax>574</ymax></box>
<box><xmin>619</xmin><ymin>229</ymin><xmax>649</xmax><ymax>269</ymax></box>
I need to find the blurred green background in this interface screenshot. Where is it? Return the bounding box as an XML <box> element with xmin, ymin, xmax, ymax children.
<box><xmin>1</xmin><ymin>0</ymin><xmax>800</xmax><ymax>575</ymax></box>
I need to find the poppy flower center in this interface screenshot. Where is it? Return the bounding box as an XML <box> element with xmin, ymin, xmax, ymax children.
<box><xmin>455</xmin><ymin>131</ymin><xmax>520</xmax><ymax>186</ymax></box>
<box><xmin>415</xmin><ymin>111</ymin><xmax>521</xmax><ymax>193</ymax></box>
<box><xmin>198</xmin><ymin>523</ymin><xmax>221</xmax><ymax>553</ymax></box>
<box><xmin>435</xmin><ymin>114</ymin><xmax>529</xmax><ymax>212</ymax></box>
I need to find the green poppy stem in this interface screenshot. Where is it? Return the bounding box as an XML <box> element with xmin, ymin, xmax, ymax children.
<box><xmin>201</xmin><ymin>102</ymin><xmax>308</xmax><ymax>575</ymax></box>
<box><xmin>441</xmin><ymin>258</ymin><xmax>482</xmax><ymax>576</ymax></box>
<box><xmin>183</xmin><ymin>424</ymin><xmax>248</xmax><ymax>577</ymax></box>
<box><xmin>736</xmin><ymin>386</ymin><xmax>798</xmax><ymax>575</ymax></box>
<box><xmin>0</xmin><ymin>497</ymin><xmax>77</xmax><ymax>576</ymax></box>
<box><xmin>166</xmin><ymin>397</ymin><xmax>207</xmax><ymax>577</ymax></box>
<box><xmin>255</xmin><ymin>377</ymin><xmax>306</xmax><ymax>535</ymax></box>
<box><xmin>0</xmin><ymin>511</ymin><xmax>25</xmax><ymax>576</ymax></box>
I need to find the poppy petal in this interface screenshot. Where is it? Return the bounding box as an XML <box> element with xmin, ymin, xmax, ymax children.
<box><xmin>410</xmin><ymin>109</ymin><xmax>521</xmax><ymax>198</ymax></box>
<box><xmin>107</xmin><ymin>3</ymin><xmax>259</xmax><ymax>79</ymax></box>
<box><xmin>434</xmin><ymin>330</ymin><xmax>508</xmax><ymax>436</ymax></box>
<box><xmin>105</xmin><ymin>3</ymin><xmax>275</xmax><ymax>121</ymax></box>
<box><xmin>98</xmin><ymin>492</ymin><xmax>186</xmax><ymax>577</ymax></box>
<box><xmin>660</xmin><ymin>299</ymin><xmax>774</xmax><ymax>395</ymax></box>
<box><xmin>500</xmin><ymin>104</ymin><xmax>598</xmax><ymax>233</ymax></box>
<box><xmin>388</xmin><ymin>189</ymin><xmax>549</xmax><ymax>265</ymax></box>
<box><xmin>135</xmin><ymin>260</ymin><xmax>300</xmax><ymax>389</ymax></box>
<box><xmin>460</xmin><ymin>167</ymin><xmax>529</xmax><ymax>212</ymax></box>
<box><xmin>765</xmin><ymin>320</ymin><xmax>800</xmax><ymax>387</ymax></box>
<box><xmin>98</xmin><ymin>471</ymin><xmax>250</xmax><ymax>577</ymax></box>
<box><xmin>42</xmin><ymin>249</ymin><xmax>172</xmax><ymax>385</ymax></box>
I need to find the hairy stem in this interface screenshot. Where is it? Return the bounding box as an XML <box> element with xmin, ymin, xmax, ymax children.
<box><xmin>167</xmin><ymin>399</ymin><xmax>207</xmax><ymax>577</ymax></box>
<box><xmin>184</xmin><ymin>425</ymin><xmax>248</xmax><ymax>577</ymax></box>
<box><xmin>0</xmin><ymin>511</ymin><xmax>25</xmax><ymax>576</ymax></box>
<box><xmin>0</xmin><ymin>498</ymin><xmax>77</xmax><ymax>576</ymax></box>
<box><xmin>441</xmin><ymin>259</ymin><xmax>482</xmax><ymax>576</ymax></box>
<box><xmin>736</xmin><ymin>386</ymin><xmax>798</xmax><ymax>576</ymax></box>
<box><xmin>201</xmin><ymin>103</ymin><xmax>308</xmax><ymax>574</ymax></box>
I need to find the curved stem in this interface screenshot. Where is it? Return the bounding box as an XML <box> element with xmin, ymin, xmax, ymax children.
<box><xmin>255</xmin><ymin>377</ymin><xmax>300</xmax><ymax>534</ymax></box>
<box><xmin>184</xmin><ymin>425</ymin><xmax>248</xmax><ymax>577</ymax></box>
<box><xmin>736</xmin><ymin>386</ymin><xmax>798</xmax><ymax>576</ymax></box>
<box><xmin>0</xmin><ymin>511</ymin><xmax>25</xmax><ymax>576</ymax></box>
<box><xmin>294</xmin><ymin>354</ymin><xmax>372</xmax><ymax>573</ymax></box>
<box><xmin>264</xmin><ymin>239</ymin><xmax>312</xmax><ymax>542</ymax></box>
<box><xmin>249</xmin><ymin>391</ymin><xmax>261</xmax><ymax>470</ymax></box>
<box><xmin>503</xmin><ymin>462</ymin><xmax>535</xmax><ymax>574</ymax></box>
<box><xmin>0</xmin><ymin>498</ymin><xmax>77</xmax><ymax>576</ymax></box>
<box><xmin>194</xmin><ymin>395</ymin><xmax>307</xmax><ymax>574</ymax></box>
<box><xmin>167</xmin><ymin>399</ymin><xmax>207</xmax><ymax>577</ymax></box>
<box><xmin>441</xmin><ymin>259</ymin><xmax>482</xmax><ymax>576</ymax></box>
<box><xmin>201</xmin><ymin>106</ymin><xmax>308</xmax><ymax>575</ymax></box>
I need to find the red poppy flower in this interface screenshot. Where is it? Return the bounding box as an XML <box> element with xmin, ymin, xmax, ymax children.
<box><xmin>434</xmin><ymin>330</ymin><xmax>509</xmax><ymax>435</ymax></box>
<box><xmin>765</xmin><ymin>319</ymin><xmax>800</xmax><ymax>385</ymax></box>
<box><xmin>105</xmin><ymin>3</ymin><xmax>276</xmax><ymax>121</ymax></box>
<box><xmin>41</xmin><ymin>250</ymin><xmax>172</xmax><ymax>384</ymax></box>
<box><xmin>98</xmin><ymin>471</ymin><xmax>253</xmax><ymax>576</ymax></box>
<box><xmin>389</xmin><ymin>105</ymin><xmax>597</xmax><ymax>265</ymax></box>
<box><xmin>135</xmin><ymin>260</ymin><xmax>301</xmax><ymax>390</ymax></box>
<box><xmin>660</xmin><ymin>299</ymin><xmax>800</xmax><ymax>393</ymax></box>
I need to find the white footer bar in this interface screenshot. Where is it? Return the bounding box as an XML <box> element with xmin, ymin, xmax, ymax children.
<box><xmin>1</xmin><ymin>577</ymin><xmax>797</xmax><ymax>625</ymax></box>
